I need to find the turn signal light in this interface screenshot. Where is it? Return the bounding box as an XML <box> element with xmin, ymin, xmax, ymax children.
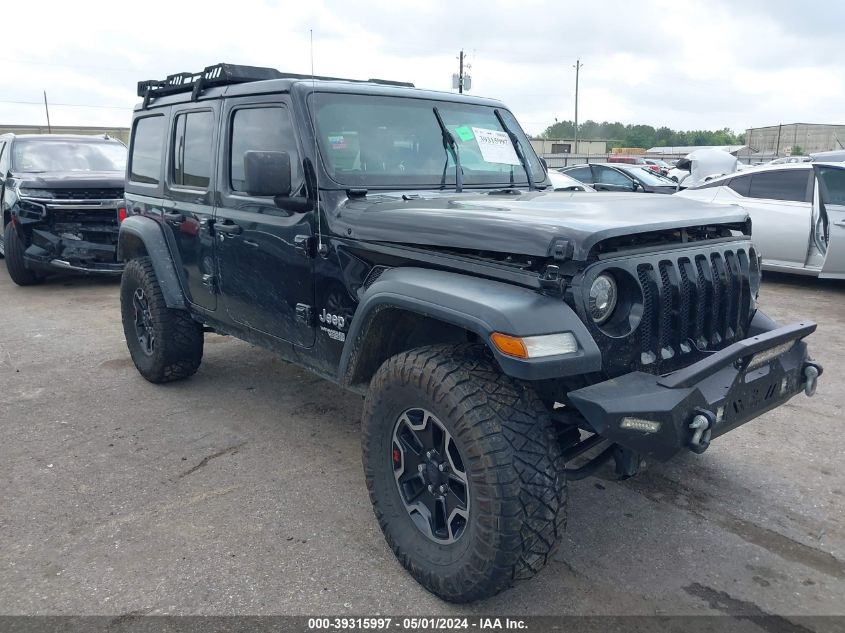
<box><xmin>490</xmin><ymin>333</ymin><xmax>528</xmax><ymax>358</ymax></box>
<box><xmin>490</xmin><ymin>332</ymin><xmax>578</xmax><ymax>359</ymax></box>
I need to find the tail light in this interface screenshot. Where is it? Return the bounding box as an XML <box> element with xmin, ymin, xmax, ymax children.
<box><xmin>118</xmin><ymin>207</ymin><xmax>128</xmax><ymax>223</ymax></box>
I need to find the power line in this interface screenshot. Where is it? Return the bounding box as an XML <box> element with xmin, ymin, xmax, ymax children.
<box><xmin>0</xmin><ymin>99</ymin><xmax>133</xmax><ymax>110</ymax></box>
<box><xmin>0</xmin><ymin>57</ymin><xmax>140</xmax><ymax>74</ymax></box>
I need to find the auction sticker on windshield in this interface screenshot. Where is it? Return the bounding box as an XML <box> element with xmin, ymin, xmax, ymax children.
<box><xmin>471</xmin><ymin>127</ymin><xmax>520</xmax><ymax>165</ymax></box>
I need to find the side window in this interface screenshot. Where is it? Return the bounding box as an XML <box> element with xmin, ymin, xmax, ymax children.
<box><xmin>565</xmin><ymin>166</ymin><xmax>593</xmax><ymax>183</ymax></box>
<box><xmin>727</xmin><ymin>174</ymin><xmax>751</xmax><ymax>197</ymax></box>
<box><xmin>129</xmin><ymin>115</ymin><xmax>165</xmax><ymax>184</ymax></box>
<box><xmin>817</xmin><ymin>167</ymin><xmax>845</xmax><ymax>205</ymax></box>
<box><xmin>748</xmin><ymin>170</ymin><xmax>811</xmax><ymax>202</ymax></box>
<box><xmin>594</xmin><ymin>165</ymin><xmax>631</xmax><ymax>187</ymax></box>
<box><xmin>172</xmin><ymin>111</ymin><xmax>213</xmax><ymax>188</ymax></box>
<box><xmin>0</xmin><ymin>141</ymin><xmax>7</xmax><ymax>175</ymax></box>
<box><xmin>229</xmin><ymin>106</ymin><xmax>301</xmax><ymax>193</ymax></box>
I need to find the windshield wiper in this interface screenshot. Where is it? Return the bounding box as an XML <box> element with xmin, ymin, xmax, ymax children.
<box><xmin>432</xmin><ymin>107</ymin><xmax>463</xmax><ymax>193</ymax></box>
<box><xmin>494</xmin><ymin>109</ymin><xmax>534</xmax><ymax>191</ymax></box>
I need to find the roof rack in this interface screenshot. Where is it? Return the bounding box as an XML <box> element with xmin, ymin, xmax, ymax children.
<box><xmin>138</xmin><ymin>62</ymin><xmax>414</xmax><ymax>108</ymax></box>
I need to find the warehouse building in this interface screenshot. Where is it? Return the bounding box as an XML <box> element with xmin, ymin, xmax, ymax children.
<box><xmin>530</xmin><ymin>138</ymin><xmax>609</xmax><ymax>157</ymax></box>
<box><xmin>745</xmin><ymin>123</ymin><xmax>845</xmax><ymax>156</ymax></box>
<box><xmin>0</xmin><ymin>124</ymin><xmax>129</xmax><ymax>144</ymax></box>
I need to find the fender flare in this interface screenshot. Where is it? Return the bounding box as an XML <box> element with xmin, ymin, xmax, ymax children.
<box><xmin>117</xmin><ymin>215</ymin><xmax>187</xmax><ymax>309</ymax></box>
<box><xmin>339</xmin><ymin>267</ymin><xmax>601</xmax><ymax>384</ymax></box>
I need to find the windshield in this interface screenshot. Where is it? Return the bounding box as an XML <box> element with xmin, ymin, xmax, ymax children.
<box><xmin>627</xmin><ymin>166</ymin><xmax>676</xmax><ymax>186</ymax></box>
<box><xmin>311</xmin><ymin>93</ymin><xmax>543</xmax><ymax>188</ymax></box>
<box><xmin>12</xmin><ymin>139</ymin><xmax>126</xmax><ymax>173</ymax></box>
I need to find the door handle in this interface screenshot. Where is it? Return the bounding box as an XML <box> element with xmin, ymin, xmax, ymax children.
<box><xmin>242</xmin><ymin>239</ymin><xmax>259</xmax><ymax>248</ymax></box>
<box><xmin>215</xmin><ymin>222</ymin><xmax>242</xmax><ymax>235</ymax></box>
<box><xmin>163</xmin><ymin>210</ymin><xmax>182</xmax><ymax>220</ymax></box>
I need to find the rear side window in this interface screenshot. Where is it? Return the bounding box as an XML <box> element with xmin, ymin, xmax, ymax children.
<box><xmin>173</xmin><ymin>111</ymin><xmax>214</xmax><ymax>188</ymax></box>
<box><xmin>229</xmin><ymin>106</ymin><xmax>301</xmax><ymax>193</ymax></box>
<box><xmin>818</xmin><ymin>166</ymin><xmax>845</xmax><ymax>205</ymax></box>
<box><xmin>130</xmin><ymin>115</ymin><xmax>165</xmax><ymax>184</ymax></box>
<box><xmin>748</xmin><ymin>170</ymin><xmax>811</xmax><ymax>202</ymax></box>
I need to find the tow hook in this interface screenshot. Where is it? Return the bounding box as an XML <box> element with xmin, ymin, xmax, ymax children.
<box><xmin>803</xmin><ymin>363</ymin><xmax>821</xmax><ymax>397</ymax></box>
<box><xmin>688</xmin><ymin>410</ymin><xmax>715</xmax><ymax>454</ymax></box>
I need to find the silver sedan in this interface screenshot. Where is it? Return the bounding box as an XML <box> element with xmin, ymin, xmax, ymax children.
<box><xmin>675</xmin><ymin>162</ymin><xmax>845</xmax><ymax>279</ymax></box>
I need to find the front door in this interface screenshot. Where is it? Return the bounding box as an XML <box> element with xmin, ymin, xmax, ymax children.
<box><xmin>214</xmin><ymin>96</ymin><xmax>316</xmax><ymax>347</ymax></box>
<box><xmin>162</xmin><ymin>105</ymin><xmax>219</xmax><ymax>310</ymax></box>
<box><xmin>714</xmin><ymin>169</ymin><xmax>813</xmax><ymax>268</ymax></box>
<box><xmin>591</xmin><ymin>165</ymin><xmax>635</xmax><ymax>192</ymax></box>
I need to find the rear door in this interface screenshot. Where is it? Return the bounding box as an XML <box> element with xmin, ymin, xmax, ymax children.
<box><xmin>214</xmin><ymin>95</ymin><xmax>316</xmax><ymax>347</ymax></box>
<box><xmin>162</xmin><ymin>104</ymin><xmax>219</xmax><ymax>311</ymax></box>
<box><xmin>714</xmin><ymin>169</ymin><xmax>813</xmax><ymax>268</ymax></box>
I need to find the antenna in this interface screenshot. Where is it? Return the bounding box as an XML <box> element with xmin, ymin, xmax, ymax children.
<box><xmin>310</xmin><ymin>29</ymin><xmax>326</xmax><ymax>256</ymax></box>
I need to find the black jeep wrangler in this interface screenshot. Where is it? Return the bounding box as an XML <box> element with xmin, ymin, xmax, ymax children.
<box><xmin>118</xmin><ymin>64</ymin><xmax>822</xmax><ymax>603</ymax></box>
<box><xmin>0</xmin><ymin>133</ymin><xmax>127</xmax><ymax>285</ymax></box>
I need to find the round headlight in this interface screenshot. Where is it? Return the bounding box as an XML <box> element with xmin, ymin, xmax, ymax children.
<box><xmin>589</xmin><ymin>274</ymin><xmax>618</xmax><ymax>324</ymax></box>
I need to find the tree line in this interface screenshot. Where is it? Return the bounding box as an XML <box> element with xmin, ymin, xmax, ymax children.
<box><xmin>538</xmin><ymin>120</ymin><xmax>746</xmax><ymax>149</ymax></box>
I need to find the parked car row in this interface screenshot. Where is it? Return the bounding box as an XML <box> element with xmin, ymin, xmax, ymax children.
<box><xmin>0</xmin><ymin>134</ymin><xmax>127</xmax><ymax>285</ymax></box>
<box><xmin>558</xmin><ymin>163</ymin><xmax>678</xmax><ymax>193</ymax></box>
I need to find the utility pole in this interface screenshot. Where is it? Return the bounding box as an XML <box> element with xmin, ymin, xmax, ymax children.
<box><xmin>43</xmin><ymin>91</ymin><xmax>52</xmax><ymax>134</ymax></box>
<box><xmin>458</xmin><ymin>50</ymin><xmax>464</xmax><ymax>94</ymax></box>
<box><xmin>573</xmin><ymin>59</ymin><xmax>583</xmax><ymax>154</ymax></box>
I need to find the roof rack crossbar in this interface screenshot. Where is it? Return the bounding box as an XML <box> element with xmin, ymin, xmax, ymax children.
<box><xmin>138</xmin><ymin>62</ymin><xmax>414</xmax><ymax>108</ymax></box>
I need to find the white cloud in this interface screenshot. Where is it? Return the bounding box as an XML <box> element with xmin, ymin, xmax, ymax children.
<box><xmin>1</xmin><ymin>0</ymin><xmax>841</xmax><ymax>135</ymax></box>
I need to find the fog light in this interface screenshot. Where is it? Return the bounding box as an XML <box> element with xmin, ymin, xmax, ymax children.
<box><xmin>620</xmin><ymin>417</ymin><xmax>661</xmax><ymax>433</ymax></box>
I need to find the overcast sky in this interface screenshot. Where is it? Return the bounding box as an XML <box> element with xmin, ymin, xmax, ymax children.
<box><xmin>1</xmin><ymin>0</ymin><xmax>842</xmax><ymax>136</ymax></box>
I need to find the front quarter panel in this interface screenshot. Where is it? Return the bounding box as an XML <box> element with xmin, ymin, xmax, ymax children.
<box><xmin>339</xmin><ymin>267</ymin><xmax>602</xmax><ymax>384</ymax></box>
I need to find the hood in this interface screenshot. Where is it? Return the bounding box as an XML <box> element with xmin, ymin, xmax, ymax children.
<box><xmin>675</xmin><ymin>149</ymin><xmax>737</xmax><ymax>188</ymax></box>
<box><xmin>335</xmin><ymin>190</ymin><xmax>749</xmax><ymax>261</ymax></box>
<box><xmin>12</xmin><ymin>171</ymin><xmax>125</xmax><ymax>189</ymax></box>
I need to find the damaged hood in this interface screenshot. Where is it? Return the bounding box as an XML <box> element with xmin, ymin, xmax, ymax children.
<box><xmin>11</xmin><ymin>171</ymin><xmax>125</xmax><ymax>189</ymax></box>
<box><xmin>335</xmin><ymin>190</ymin><xmax>749</xmax><ymax>260</ymax></box>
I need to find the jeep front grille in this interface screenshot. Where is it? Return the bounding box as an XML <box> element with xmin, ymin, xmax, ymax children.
<box><xmin>637</xmin><ymin>249</ymin><xmax>751</xmax><ymax>365</ymax></box>
<box><xmin>579</xmin><ymin>242</ymin><xmax>756</xmax><ymax>376</ymax></box>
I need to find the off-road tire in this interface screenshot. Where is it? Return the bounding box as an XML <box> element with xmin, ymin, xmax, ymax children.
<box><xmin>3</xmin><ymin>223</ymin><xmax>43</xmax><ymax>286</ymax></box>
<box><xmin>362</xmin><ymin>344</ymin><xmax>567</xmax><ymax>603</ymax></box>
<box><xmin>120</xmin><ymin>257</ymin><xmax>203</xmax><ymax>383</ymax></box>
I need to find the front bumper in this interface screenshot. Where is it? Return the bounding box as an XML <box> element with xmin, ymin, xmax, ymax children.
<box><xmin>14</xmin><ymin>200</ymin><xmax>123</xmax><ymax>276</ymax></box>
<box><xmin>568</xmin><ymin>320</ymin><xmax>821</xmax><ymax>461</ymax></box>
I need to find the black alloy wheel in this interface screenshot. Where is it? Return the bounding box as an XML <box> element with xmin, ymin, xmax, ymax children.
<box><xmin>132</xmin><ymin>287</ymin><xmax>156</xmax><ymax>356</ymax></box>
<box><xmin>391</xmin><ymin>408</ymin><xmax>469</xmax><ymax>544</ymax></box>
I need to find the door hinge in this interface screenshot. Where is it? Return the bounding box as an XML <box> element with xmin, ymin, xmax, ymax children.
<box><xmin>295</xmin><ymin>303</ymin><xmax>314</xmax><ymax>325</ymax></box>
<box><xmin>201</xmin><ymin>274</ymin><xmax>219</xmax><ymax>294</ymax></box>
<box><xmin>294</xmin><ymin>235</ymin><xmax>315</xmax><ymax>258</ymax></box>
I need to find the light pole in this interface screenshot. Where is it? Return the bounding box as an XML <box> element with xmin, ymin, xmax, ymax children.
<box><xmin>573</xmin><ymin>59</ymin><xmax>583</xmax><ymax>154</ymax></box>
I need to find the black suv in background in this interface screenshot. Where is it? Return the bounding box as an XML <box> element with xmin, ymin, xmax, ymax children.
<box><xmin>0</xmin><ymin>134</ymin><xmax>127</xmax><ymax>285</ymax></box>
<box><xmin>117</xmin><ymin>64</ymin><xmax>821</xmax><ymax>603</ymax></box>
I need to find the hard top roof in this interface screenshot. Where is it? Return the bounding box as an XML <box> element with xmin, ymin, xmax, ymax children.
<box><xmin>0</xmin><ymin>133</ymin><xmax>122</xmax><ymax>142</ymax></box>
<box><xmin>135</xmin><ymin>62</ymin><xmax>504</xmax><ymax>111</ymax></box>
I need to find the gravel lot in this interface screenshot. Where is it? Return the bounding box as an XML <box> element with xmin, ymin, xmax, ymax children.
<box><xmin>0</xmin><ymin>262</ymin><xmax>843</xmax><ymax>617</ymax></box>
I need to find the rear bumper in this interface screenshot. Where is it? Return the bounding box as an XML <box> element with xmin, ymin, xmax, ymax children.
<box><xmin>568</xmin><ymin>320</ymin><xmax>821</xmax><ymax>461</ymax></box>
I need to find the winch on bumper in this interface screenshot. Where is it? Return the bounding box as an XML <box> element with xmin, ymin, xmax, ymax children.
<box><xmin>567</xmin><ymin>320</ymin><xmax>822</xmax><ymax>461</ymax></box>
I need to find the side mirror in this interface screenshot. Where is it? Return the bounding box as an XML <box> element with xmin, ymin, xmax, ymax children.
<box><xmin>540</xmin><ymin>157</ymin><xmax>549</xmax><ymax>170</ymax></box>
<box><xmin>631</xmin><ymin>180</ymin><xmax>640</xmax><ymax>191</ymax></box>
<box><xmin>244</xmin><ymin>150</ymin><xmax>292</xmax><ymax>197</ymax></box>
